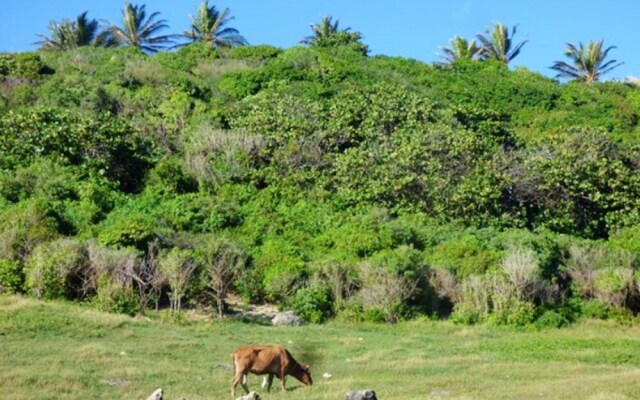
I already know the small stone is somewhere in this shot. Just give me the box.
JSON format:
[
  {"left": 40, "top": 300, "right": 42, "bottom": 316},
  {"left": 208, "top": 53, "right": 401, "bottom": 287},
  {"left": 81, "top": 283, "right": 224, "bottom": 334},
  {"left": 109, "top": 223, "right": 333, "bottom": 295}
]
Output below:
[
  {"left": 146, "top": 388, "right": 163, "bottom": 400},
  {"left": 323, "top": 372, "right": 333, "bottom": 379},
  {"left": 344, "top": 390, "right": 377, "bottom": 400}
]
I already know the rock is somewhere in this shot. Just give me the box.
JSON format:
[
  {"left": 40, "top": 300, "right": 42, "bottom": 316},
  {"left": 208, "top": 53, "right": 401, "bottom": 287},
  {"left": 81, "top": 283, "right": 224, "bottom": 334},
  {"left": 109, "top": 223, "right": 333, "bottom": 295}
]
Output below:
[
  {"left": 271, "top": 311, "right": 302, "bottom": 326},
  {"left": 216, "top": 363, "right": 234, "bottom": 370},
  {"left": 344, "top": 389, "right": 378, "bottom": 400},
  {"left": 146, "top": 388, "right": 163, "bottom": 400},
  {"left": 103, "top": 377, "right": 127, "bottom": 387},
  {"left": 323, "top": 372, "right": 333, "bottom": 379},
  {"left": 235, "top": 391, "right": 261, "bottom": 400}
]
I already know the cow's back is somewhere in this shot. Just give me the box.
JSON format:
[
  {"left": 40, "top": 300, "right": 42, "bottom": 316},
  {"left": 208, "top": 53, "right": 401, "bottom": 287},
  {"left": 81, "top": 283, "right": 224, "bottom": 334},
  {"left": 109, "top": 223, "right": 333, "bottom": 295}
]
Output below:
[{"left": 233, "top": 345, "right": 289, "bottom": 375}]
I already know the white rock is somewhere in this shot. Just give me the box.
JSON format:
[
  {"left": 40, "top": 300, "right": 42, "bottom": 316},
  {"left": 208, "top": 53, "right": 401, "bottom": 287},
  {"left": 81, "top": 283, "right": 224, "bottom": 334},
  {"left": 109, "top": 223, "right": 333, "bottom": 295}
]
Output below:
[
  {"left": 344, "top": 390, "right": 377, "bottom": 400},
  {"left": 146, "top": 388, "right": 163, "bottom": 400},
  {"left": 271, "top": 311, "right": 302, "bottom": 326}
]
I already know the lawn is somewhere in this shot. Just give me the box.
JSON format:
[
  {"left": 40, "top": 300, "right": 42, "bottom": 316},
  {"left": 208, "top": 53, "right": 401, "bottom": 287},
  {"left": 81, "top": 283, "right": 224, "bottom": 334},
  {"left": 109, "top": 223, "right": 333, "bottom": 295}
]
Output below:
[{"left": 1, "top": 295, "right": 640, "bottom": 399}]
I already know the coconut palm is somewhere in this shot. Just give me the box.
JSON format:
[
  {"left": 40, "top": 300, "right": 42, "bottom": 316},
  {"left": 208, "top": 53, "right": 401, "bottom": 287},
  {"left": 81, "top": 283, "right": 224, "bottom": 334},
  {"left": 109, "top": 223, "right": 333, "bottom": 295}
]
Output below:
[
  {"left": 108, "top": 2, "right": 175, "bottom": 53},
  {"left": 437, "top": 36, "right": 483, "bottom": 64},
  {"left": 300, "top": 16, "right": 368, "bottom": 55},
  {"left": 183, "top": 1, "right": 247, "bottom": 48},
  {"left": 301, "top": 16, "right": 341, "bottom": 45},
  {"left": 36, "top": 11, "right": 115, "bottom": 50},
  {"left": 476, "top": 22, "right": 527, "bottom": 64},
  {"left": 550, "top": 40, "right": 623, "bottom": 83}
]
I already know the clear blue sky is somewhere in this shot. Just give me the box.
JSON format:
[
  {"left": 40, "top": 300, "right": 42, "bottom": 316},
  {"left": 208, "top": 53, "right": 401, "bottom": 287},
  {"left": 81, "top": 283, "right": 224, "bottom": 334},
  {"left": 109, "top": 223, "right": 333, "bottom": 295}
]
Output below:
[{"left": 1, "top": 1, "right": 638, "bottom": 81}]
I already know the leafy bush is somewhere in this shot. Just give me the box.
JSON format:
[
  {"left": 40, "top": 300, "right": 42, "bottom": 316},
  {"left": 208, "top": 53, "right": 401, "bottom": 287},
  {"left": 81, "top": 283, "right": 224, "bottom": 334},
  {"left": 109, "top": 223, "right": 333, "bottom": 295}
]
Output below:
[
  {"left": 534, "top": 309, "right": 568, "bottom": 329},
  {"left": 0, "top": 259, "right": 24, "bottom": 294},
  {"left": 93, "top": 273, "right": 140, "bottom": 316},
  {"left": 24, "top": 238, "right": 87, "bottom": 300},
  {"left": 0, "top": 52, "right": 47, "bottom": 79},
  {"left": 286, "top": 287, "right": 332, "bottom": 323},
  {"left": 227, "top": 45, "right": 281, "bottom": 61},
  {"left": 0, "top": 199, "right": 60, "bottom": 262}
]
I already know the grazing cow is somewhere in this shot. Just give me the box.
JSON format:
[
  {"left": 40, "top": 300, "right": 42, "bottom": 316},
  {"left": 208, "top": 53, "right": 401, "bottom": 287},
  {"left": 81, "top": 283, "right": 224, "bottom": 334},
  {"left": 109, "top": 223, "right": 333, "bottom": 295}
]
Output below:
[{"left": 231, "top": 345, "right": 312, "bottom": 396}]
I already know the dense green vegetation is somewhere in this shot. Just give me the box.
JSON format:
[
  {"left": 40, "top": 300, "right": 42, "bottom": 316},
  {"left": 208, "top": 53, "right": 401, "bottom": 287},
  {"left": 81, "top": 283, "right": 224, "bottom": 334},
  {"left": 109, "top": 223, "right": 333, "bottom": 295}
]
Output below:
[
  {"left": 1, "top": 28, "right": 639, "bottom": 327},
  {"left": 2, "top": 296, "right": 640, "bottom": 399}
]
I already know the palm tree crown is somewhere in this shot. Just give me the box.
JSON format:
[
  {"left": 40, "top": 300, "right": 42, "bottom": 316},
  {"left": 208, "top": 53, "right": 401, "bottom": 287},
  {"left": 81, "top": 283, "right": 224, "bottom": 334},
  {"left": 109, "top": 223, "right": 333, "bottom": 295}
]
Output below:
[
  {"left": 437, "top": 36, "right": 483, "bottom": 64},
  {"left": 183, "top": 1, "right": 247, "bottom": 48},
  {"left": 476, "top": 22, "right": 527, "bottom": 64},
  {"left": 36, "top": 11, "right": 115, "bottom": 51},
  {"left": 108, "top": 2, "right": 175, "bottom": 53},
  {"left": 301, "top": 16, "right": 342, "bottom": 45},
  {"left": 300, "top": 16, "right": 368, "bottom": 55},
  {"left": 550, "top": 40, "right": 623, "bottom": 83}
]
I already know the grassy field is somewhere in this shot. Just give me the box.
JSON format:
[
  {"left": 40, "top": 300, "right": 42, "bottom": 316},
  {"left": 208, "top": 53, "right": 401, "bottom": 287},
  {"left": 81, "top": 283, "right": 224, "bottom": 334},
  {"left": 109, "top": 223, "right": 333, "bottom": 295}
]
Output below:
[{"left": 2, "top": 296, "right": 640, "bottom": 400}]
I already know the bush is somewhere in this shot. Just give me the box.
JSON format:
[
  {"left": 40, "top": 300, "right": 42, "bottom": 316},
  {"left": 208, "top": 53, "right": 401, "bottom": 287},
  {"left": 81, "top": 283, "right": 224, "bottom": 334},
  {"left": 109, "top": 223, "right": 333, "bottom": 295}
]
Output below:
[
  {"left": 227, "top": 45, "right": 281, "bottom": 61},
  {"left": 534, "top": 309, "right": 568, "bottom": 329},
  {"left": 286, "top": 286, "right": 332, "bottom": 323},
  {"left": 93, "top": 274, "right": 140, "bottom": 316},
  {"left": 580, "top": 299, "right": 612, "bottom": 319},
  {"left": 489, "top": 300, "right": 536, "bottom": 327},
  {"left": 451, "top": 309, "right": 480, "bottom": 325},
  {"left": 0, "top": 259, "right": 24, "bottom": 294},
  {"left": 24, "top": 238, "right": 88, "bottom": 300}
]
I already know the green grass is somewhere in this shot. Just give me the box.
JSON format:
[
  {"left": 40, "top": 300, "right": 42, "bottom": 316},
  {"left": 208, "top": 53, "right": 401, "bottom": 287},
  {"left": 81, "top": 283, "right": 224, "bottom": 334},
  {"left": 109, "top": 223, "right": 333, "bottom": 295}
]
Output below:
[{"left": 2, "top": 296, "right": 640, "bottom": 399}]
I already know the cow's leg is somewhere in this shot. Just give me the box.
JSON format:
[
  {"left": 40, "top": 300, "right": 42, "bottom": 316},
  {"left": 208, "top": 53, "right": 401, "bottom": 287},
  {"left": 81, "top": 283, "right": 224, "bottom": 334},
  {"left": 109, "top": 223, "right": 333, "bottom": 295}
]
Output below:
[
  {"left": 279, "top": 369, "right": 287, "bottom": 392},
  {"left": 241, "top": 374, "right": 250, "bottom": 394},
  {"left": 231, "top": 372, "right": 242, "bottom": 397},
  {"left": 262, "top": 374, "right": 274, "bottom": 391}
]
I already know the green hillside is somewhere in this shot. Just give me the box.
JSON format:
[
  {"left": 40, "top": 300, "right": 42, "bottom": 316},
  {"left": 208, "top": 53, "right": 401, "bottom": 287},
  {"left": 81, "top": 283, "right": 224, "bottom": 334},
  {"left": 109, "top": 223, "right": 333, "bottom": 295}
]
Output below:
[{"left": 1, "top": 41, "right": 640, "bottom": 326}]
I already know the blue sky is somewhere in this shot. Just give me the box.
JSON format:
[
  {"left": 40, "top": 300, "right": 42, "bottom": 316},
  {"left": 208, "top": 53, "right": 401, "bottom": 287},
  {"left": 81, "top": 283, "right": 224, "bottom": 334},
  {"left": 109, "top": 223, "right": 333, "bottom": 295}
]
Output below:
[{"left": 1, "top": 1, "right": 638, "bottom": 80}]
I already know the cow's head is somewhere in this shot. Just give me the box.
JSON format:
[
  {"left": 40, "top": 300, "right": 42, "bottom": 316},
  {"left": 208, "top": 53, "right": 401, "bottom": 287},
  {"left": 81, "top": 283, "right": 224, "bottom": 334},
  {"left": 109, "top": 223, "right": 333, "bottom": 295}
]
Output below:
[{"left": 298, "top": 364, "right": 313, "bottom": 386}]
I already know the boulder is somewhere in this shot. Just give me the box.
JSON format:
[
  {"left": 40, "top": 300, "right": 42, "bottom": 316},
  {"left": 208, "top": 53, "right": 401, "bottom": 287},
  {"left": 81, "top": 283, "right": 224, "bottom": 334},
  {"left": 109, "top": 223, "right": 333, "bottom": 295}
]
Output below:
[
  {"left": 146, "top": 388, "right": 163, "bottom": 400},
  {"left": 271, "top": 311, "right": 302, "bottom": 326},
  {"left": 235, "top": 391, "right": 261, "bottom": 400},
  {"left": 344, "top": 389, "right": 378, "bottom": 400}
]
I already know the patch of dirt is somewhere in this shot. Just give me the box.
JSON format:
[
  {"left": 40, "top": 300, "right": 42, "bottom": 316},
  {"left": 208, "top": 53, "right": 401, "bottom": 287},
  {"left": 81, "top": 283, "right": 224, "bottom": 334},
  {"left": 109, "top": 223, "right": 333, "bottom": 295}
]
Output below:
[
  {"left": 181, "top": 294, "right": 278, "bottom": 323},
  {"left": 225, "top": 294, "right": 279, "bottom": 323}
]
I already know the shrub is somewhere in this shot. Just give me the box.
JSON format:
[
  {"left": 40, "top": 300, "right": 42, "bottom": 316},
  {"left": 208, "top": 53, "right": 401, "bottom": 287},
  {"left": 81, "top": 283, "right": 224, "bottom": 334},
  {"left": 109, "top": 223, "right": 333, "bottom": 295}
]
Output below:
[
  {"left": 254, "top": 236, "right": 308, "bottom": 302},
  {"left": 227, "top": 45, "right": 281, "bottom": 61},
  {"left": 197, "top": 237, "right": 247, "bottom": 318},
  {"left": 427, "top": 233, "right": 500, "bottom": 278},
  {"left": 453, "top": 274, "right": 491, "bottom": 322},
  {"left": 594, "top": 267, "right": 634, "bottom": 308},
  {"left": 85, "top": 242, "right": 142, "bottom": 315},
  {"left": 24, "top": 238, "right": 88, "bottom": 300},
  {"left": 580, "top": 299, "right": 612, "bottom": 319},
  {"left": 158, "top": 247, "right": 197, "bottom": 314},
  {"left": 93, "top": 273, "right": 140, "bottom": 316},
  {"left": 0, "top": 259, "right": 24, "bottom": 294},
  {"left": 286, "top": 286, "right": 332, "bottom": 323},
  {"left": 356, "top": 259, "right": 424, "bottom": 323},
  {"left": 501, "top": 245, "right": 542, "bottom": 301},
  {"left": 451, "top": 309, "right": 480, "bottom": 325},
  {"left": 534, "top": 309, "right": 568, "bottom": 329},
  {"left": 0, "top": 199, "right": 59, "bottom": 262}
]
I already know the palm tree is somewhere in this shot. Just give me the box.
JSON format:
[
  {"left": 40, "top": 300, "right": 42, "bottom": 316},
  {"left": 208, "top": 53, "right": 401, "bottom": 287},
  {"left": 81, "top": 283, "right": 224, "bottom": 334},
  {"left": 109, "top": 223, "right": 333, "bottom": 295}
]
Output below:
[
  {"left": 437, "top": 36, "right": 483, "bottom": 64},
  {"left": 108, "top": 2, "right": 175, "bottom": 53},
  {"left": 550, "top": 40, "right": 623, "bottom": 83},
  {"left": 300, "top": 16, "right": 368, "bottom": 55},
  {"left": 476, "top": 22, "right": 527, "bottom": 64},
  {"left": 183, "top": 1, "right": 247, "bottom": 48},
  {"left": 36, "top": 11, "right": 115, "bottom": 50},
  {"left": 301, "top": 16, "right": 341, "bottom": 45}
]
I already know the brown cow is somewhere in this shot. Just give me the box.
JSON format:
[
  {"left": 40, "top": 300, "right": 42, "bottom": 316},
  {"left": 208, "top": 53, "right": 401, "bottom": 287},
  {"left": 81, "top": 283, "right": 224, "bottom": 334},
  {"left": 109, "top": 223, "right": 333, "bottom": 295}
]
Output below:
[{"left": 231, "top": 345, "right": 312, "bottom": 396}]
